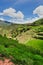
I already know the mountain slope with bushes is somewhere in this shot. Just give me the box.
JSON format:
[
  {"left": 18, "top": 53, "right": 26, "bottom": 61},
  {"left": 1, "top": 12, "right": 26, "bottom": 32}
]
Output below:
[{"left": 0, "top": 18, "right": 43, "bottom": 65}]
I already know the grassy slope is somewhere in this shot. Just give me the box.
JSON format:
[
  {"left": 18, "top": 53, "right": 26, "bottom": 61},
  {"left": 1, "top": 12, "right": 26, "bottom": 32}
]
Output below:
[
  {"left": 26, "top": 39, "right": 43, "bottom": 52},
  {"left": 0, "top": 35, "right": 43, "bottom": 65},
  {"left": 0, "top": 19, "right": 43, "bottom": 65}
]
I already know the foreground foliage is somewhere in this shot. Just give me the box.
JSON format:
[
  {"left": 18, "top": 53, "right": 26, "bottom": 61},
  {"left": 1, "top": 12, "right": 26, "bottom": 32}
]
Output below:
[{"left": 0, "top": 35, "right": 43, "bottom": 65}]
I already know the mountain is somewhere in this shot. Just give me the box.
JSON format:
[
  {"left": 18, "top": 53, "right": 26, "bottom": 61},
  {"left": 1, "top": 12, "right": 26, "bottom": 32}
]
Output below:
[
  {"left": 0, "top": 18, "right": 43, "bottom": 26},
  {"left": 0, "top": 20, "right": 11, "bottom": 26},
  {"left": 0, "top": 19, "right": 43, "bottom": 65},
  {"left": 32, "top": 18, "right": 43, "bottom": 25},
  {"left": 0, "top": 20, "right": 31, "bottom": 38},
  {"left": 0, "top": 18, "right": 43, "bottom": 41}
]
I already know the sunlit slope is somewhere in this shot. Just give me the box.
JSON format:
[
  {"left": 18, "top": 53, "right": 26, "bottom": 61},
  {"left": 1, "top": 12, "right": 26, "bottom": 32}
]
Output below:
[{"left": 0, "top": 35, "right": 43, "bottom": 65}]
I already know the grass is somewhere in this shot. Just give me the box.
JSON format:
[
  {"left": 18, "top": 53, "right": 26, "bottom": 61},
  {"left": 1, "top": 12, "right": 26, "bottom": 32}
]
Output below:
[
  {"left": 0, "top": 19, "right": 43, "bottom": 65},
  {"left": 0, "top": 35, "right": 43, "bottom": 65},
  {"left": 26, "top": 39, "right": 43, "bottom": 52}
]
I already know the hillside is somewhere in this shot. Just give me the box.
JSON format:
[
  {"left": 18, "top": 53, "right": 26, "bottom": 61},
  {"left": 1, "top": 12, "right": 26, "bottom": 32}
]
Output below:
[
  {"left": 0, "top": 18, "right": 43, "bottom": 43},
  {"left": 0, "top": 20, "right": 31, "bottom": 39},
  {"left": 32, "top": 18, "right": 43, "bottom": 25},
  {"left": 0, "top": 18, "right": 43, "bottom": 65},
  {"left": 0, "top": 35, "right": 43, "bottom": 65},
  {"left": 0, "top": 20, "right": 11, "bottom": 26}
]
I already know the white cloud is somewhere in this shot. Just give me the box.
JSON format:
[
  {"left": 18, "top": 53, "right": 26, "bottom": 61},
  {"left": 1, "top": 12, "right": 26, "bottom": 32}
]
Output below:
[
  {"left": 16, "top": 11, "right": 24, "bottom": 19},
  {"left": 3, "top": 8, "right": 16, "bottom": 13},
  {"left": 27, "top": 17, "right": 40, "bottom": 23},
  {"left": 33, "top": 5, "right": 43, "bottom": 18},
  {"left": 0, "top": 8, "right": 24, "bottom": 19},
  {"left": 8, "top": 17, "right": 39, "bottom": 24},
  {"left": 0, "top": 6, "right": 43, "bottom": 24},
  {"left": 0, "top": 17, "right": 40, "bottom": 24},
  {"left": 0, "top": 18, "right": 5, "bottom": 21}
]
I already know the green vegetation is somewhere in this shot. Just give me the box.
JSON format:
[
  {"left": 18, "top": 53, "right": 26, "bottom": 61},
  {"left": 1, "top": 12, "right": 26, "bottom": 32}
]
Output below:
[
  {"left": 0, "top": 18, "right": 43, "bottom": 65},
  {"left": 0, "top": 22, "right": 31, "bottom": 38},
  {"left": 26, "top": 39, "right": 43, "bottom": 52},
  {"left": 0, "top": 35, "right": 43, "bottom": 65},
  {"left": 32, "top": 18, "right": 43, "bottom": 26}
]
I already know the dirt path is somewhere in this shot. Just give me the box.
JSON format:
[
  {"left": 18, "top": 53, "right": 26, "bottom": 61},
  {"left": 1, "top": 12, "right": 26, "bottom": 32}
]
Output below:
[{"left": 0, "top": 58, "right": 14, "bottom": 65}]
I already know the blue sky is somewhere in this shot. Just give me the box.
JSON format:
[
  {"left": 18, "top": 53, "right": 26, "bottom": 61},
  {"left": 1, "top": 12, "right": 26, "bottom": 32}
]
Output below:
[{"left": 0, "top": 0, "right": 43, "bottom": 24}]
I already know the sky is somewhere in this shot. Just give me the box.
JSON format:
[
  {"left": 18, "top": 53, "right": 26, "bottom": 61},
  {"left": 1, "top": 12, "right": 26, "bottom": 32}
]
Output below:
[{"left": 0, "top": 0, "right": 43, "bottom": 24}]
